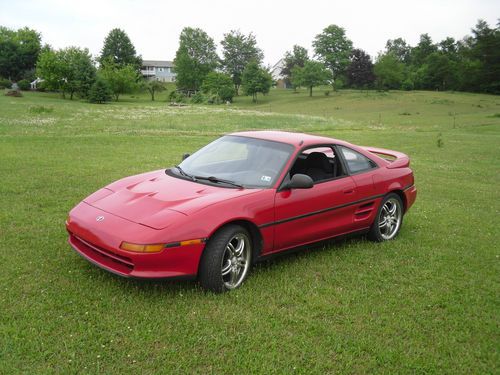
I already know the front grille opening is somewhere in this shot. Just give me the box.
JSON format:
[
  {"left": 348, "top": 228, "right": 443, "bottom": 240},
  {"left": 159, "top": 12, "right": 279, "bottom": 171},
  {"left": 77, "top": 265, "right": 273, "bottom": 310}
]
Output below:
[{"left": 70, "top": 233, "right": 134, "bottom": 273}]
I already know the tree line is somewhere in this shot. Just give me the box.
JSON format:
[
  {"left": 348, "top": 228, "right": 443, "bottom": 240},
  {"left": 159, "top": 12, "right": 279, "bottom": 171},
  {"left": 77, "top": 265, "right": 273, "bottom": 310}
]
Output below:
[
  {"left": 174, "top": 20, "right": 500, "bottom": 98},
  {"left": 0, "top": 27, "right": 152, "bottom": 102},
  {"left": 0, "top": 19, "right": 499, "bottom": 104},
  {"left": 0, "top": 25, "right": 273, "bottom": 103},
  {"left": 282, "top": 20, "right": 500, "bottom": 95}
]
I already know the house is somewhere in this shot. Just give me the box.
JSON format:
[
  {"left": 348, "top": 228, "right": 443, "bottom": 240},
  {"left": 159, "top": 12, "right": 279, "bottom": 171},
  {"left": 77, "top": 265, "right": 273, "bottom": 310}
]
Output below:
[
  {"left": 141, "top": 60, "right": 176, "bottom": 82},
  {"left": 270, "top": 58, "right": 289, "bottom": 88},
  {"left": 30, "top": 77, "right": 44, "bottom": 90}
]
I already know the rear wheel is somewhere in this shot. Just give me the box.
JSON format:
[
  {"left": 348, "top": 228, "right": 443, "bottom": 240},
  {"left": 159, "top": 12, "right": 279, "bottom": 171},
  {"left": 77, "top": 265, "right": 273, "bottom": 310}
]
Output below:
[
  {"left": 369, "top": 193, "right": 403, "bottom": 242},
  {"left": 198, "top": 225, "right": 252, "bottom": 293}
]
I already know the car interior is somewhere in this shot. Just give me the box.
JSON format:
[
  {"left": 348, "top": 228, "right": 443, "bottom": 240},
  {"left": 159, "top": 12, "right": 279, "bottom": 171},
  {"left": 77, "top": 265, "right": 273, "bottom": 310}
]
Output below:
[{"left": 290, "top": 147, "right": 345, "bottom": 183}]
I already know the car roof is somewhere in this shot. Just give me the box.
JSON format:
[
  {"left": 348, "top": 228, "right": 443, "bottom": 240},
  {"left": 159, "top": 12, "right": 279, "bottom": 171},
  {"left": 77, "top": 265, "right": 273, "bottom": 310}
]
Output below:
[{"left": 229, "top": 130, "right": 350, "bottom": 148}]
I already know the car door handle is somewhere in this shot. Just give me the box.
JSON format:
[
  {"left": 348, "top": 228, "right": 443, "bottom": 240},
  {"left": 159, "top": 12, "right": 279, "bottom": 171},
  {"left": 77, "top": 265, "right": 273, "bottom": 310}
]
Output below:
[{"left": 343, "top": 189, "right": 355, "bottom": 195}]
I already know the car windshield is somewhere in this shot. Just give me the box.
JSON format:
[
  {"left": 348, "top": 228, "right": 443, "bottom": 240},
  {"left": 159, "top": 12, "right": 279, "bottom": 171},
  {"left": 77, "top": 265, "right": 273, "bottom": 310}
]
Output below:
[{"left": 174, "top": 135, "right": 294, "bottom": 188}]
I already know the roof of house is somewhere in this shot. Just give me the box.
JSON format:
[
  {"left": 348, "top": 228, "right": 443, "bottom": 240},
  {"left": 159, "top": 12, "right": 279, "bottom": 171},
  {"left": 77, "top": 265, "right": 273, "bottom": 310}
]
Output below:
[
  {"left": 270, "top": 58, "right": 285, "bottom": 79},
  {"left": 142, "top": 60, "right": 174, "bottom": 67},
  {"left": 271, "top": 58, "right": 284, "bottom": 71}
]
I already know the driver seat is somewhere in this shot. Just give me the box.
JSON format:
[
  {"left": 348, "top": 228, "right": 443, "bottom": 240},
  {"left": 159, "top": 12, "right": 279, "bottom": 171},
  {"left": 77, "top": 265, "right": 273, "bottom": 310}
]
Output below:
[{"left": 305, "top": 152, "right": 332, "bottom": 182}]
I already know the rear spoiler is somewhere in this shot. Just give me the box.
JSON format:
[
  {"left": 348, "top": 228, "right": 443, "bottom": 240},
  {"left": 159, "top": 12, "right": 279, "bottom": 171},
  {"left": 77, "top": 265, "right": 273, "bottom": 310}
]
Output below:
[{"left": 362, "top": 146, "right": 410, "bottom": 169}]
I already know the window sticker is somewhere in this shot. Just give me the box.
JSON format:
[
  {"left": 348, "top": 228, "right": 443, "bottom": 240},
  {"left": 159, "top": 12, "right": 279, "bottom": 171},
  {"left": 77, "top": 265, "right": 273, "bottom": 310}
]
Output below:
[{"left": 261, "top": 175, "right": 272, "bottom": 182}]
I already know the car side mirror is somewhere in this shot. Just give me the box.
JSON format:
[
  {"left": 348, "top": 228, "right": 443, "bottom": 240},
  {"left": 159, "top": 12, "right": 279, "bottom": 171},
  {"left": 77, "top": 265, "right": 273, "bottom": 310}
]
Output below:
[
  {"left": 182, "top": 153, "right": 190, "bottom": 161},
  {"left": 283, "top": 174, "right": 314, "bottom": 189}
]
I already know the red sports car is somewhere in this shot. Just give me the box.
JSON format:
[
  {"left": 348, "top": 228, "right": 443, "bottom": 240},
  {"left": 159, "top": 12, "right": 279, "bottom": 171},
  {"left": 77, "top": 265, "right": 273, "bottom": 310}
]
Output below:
[{"left": 66, "top": 131, "right": 417, "bottom": 292}]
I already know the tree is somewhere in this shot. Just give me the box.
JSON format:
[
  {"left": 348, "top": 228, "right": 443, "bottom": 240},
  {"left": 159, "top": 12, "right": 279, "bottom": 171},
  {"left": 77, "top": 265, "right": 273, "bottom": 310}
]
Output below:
[
  {"left": 281, "top": 45, "right": 309, "bottom": 88},
  {"left": 36, "top": 47, "right": 96, "bottom": 99},
  {"left": 419, "top": 52, "right": 458, "bottom": 90},
  {"left": 35, "top": 49, "right": 61, "bottom": 91},
  {"left": 0, "top": 29, "right": 18, "bottom": 80},
  {"left": 0, "top": 26, "right": 41, "bottom": 81},
  {"left": 241, "top": 62, "right": 272, "bottom": 102},
  {"left": 221, "top": 30, "right": 263, "bottom": 94},
  {"left": 61, "top": 47, "right": 96, "bottom": 99},
  {"left": 99, "top": 59, "right": 139, "bottom": 101},
  {"left": 201, "top": 72, "right": 235, "bottom": 103},
  {"left": 174, "top": 27, "right": 219, "bottom": 92},
  {"left": 313, "top": 24, "right": 352, "bottom": 90},
  {"left": 88, "top": 78, "right": 112, "bottom": 104},
  {"left": 346, "top": 49, "right": 375, "bottom": 88},
  {"left": 410, "top": 34, "right": 437, "bottom": 67},
  {"left": 456, "top": 58, "right": 482, "bottom": 92},
  {"left": 142, "top": 80, "right": 165, "bottom": 101},
  {"left": 374, "top": 53, "right": 405, "bottom": 90},
  {"left": 99, "top": 28, "right": 142, "bottom": 71},
  {"left": 453, "top": 22, "right": 487, "bottom": 92},
  {"left": 385, "top": 38, "right": 411, "bottom": 63},
  {"left": 439, "top": 37, "right": 459, "bottom": 57},
  {"left": 467, "top": 20, "right": 500, "bottom": 93},
  {"left": 291, "top": 60, "right": 330, "bottom": 96}
]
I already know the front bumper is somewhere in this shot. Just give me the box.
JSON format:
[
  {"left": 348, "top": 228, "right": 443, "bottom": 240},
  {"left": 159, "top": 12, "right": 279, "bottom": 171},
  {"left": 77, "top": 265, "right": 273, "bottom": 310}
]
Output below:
[{"left": 66, "top": 202, "right": 205, "bottom": 279}]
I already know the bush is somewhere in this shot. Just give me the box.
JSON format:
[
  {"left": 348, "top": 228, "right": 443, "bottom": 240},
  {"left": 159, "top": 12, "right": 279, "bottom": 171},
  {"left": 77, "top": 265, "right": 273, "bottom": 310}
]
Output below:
[
  {"left": 36, "top": 81, "right": 47, "bottom": 92},
  {"left": 334, "top": 77, "right": 345, "bottom": 90},
  {"left": 28, "top": 105, "right": 54, "bottom": 114},
  {"left": 437, "top": 133, "right": 444, "bottom": 148},
  {"left": 201, "top": 72, "right": 235, "bottom": 104},
  {"left": 0, "top": 78, "right": 12, "bottom": 89},
  {"left": 88, "top": 79, "right": 112, "bottom": 104},
  {"left": 17, "top": 79, "right": 31, "bottom": 91},
  {"left": 168, "top": 90, "right": 187, "bottom": 103},
  {"left": 402, "top": 79, "right": 414, "bottom": 91},
  {"left": 190, "top": 92, "right": 205, "bottom": 104}
]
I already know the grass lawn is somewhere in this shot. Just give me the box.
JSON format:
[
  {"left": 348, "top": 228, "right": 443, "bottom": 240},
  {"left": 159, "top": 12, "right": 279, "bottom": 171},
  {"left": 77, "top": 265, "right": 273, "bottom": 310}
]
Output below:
[{"left": 0, "top": 88, "right": 498, "bottom": 373}]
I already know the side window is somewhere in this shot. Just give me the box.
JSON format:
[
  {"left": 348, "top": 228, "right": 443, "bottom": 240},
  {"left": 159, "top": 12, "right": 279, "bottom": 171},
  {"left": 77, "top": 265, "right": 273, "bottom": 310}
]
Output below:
[
  {"left": 339, "top": 146, "right": 377, "bottom": 174},
  {"left": 290, "top": 146, "right": 345, "bottom": 183}
]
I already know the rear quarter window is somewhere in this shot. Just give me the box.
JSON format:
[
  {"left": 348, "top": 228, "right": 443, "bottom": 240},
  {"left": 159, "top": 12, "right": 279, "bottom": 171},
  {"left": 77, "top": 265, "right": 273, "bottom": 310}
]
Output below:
[{"left": 339, "top": 146, "right": 377, "bottom": 174}]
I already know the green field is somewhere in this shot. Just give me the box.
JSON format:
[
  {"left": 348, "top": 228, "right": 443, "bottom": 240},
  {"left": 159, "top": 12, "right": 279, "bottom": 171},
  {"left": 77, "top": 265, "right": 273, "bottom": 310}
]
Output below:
[{"left": 0, "top": 89, "right": 499, "bottom": 373}]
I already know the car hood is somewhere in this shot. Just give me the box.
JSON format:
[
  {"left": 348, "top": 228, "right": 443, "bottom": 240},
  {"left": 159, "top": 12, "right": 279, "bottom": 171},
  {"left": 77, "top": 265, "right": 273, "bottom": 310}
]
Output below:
[{"left": 85, "top": 170, "right": 262, "bottom": 229}]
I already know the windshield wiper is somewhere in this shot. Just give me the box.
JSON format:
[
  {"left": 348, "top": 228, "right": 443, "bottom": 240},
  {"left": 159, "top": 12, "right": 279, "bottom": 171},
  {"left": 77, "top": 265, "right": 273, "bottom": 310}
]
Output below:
[
  {"left": 193, "top": 175, "right": 244, "bottom": 188},
  {"left": 171, "top": 167, "right": 243, "bottom": 188},
  {"left": 172, "top": 165, "right": 195, "bottom": 180}
]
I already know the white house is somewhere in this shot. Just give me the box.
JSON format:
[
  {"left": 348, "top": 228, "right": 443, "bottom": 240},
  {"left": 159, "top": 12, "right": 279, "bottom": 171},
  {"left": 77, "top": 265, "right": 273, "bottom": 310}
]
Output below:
[
  {"left": 270, "top": 58, "right": 288, "bottom": 88},
  {"left": 141, "top": 60, "right": 176, "bottom": 82},
  {"left": 30, "top": 77, "right": 44, "bottom": 90}
]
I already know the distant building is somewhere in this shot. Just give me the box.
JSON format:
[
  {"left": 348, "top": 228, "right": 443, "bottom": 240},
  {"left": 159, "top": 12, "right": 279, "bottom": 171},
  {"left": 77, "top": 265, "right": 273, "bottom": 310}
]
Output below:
[
  {"left": 30, "top": 77, "right": 44, "bottom": 90},
  {"left": 141, "top": 60, "right": 176, "bottom": 82},
  {"left": 270, "top": 58, "right": 289, "bottom": 89}
]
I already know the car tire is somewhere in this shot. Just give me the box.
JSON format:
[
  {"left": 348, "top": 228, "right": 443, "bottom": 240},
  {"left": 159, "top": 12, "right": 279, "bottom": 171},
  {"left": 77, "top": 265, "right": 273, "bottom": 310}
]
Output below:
[
  {"left": 198, "top": 225, "right": 252, "bottom": 293},
  {"left": 368, "top": 193, "right": 404, "bottom": 242}
]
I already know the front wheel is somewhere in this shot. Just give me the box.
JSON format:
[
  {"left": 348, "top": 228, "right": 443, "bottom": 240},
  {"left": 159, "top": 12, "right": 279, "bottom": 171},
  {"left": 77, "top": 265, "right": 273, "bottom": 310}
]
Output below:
[
  {"left": 198, "top": 225, "right": 252, "bottom": 293},
  {"left": 369, "top": 193, "right": 403, "bottom": 242}
]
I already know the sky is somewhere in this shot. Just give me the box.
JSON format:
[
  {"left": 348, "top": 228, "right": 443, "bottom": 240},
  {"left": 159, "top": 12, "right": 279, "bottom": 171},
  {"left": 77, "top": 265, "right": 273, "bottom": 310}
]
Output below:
[{"left": 1, "top": 0, "right": 499, "bottom": 66}]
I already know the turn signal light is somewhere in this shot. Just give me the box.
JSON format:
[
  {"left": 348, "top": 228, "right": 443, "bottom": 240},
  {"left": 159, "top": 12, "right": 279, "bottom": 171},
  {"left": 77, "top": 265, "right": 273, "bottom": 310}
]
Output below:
[
  {"left": 120, "top": 242, "right": 165, "bottom": 253},
  {"left": 179, "top": 239, "right": 204, "bottom": 246}
]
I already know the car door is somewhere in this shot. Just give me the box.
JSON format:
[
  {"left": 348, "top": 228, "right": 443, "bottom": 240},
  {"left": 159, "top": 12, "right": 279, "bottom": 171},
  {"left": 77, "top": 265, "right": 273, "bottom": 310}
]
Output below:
[
  {"left": 337, "top": 145, "right": 380, "bottom": 228},
  {"left": 272, "top": 146, "right": 358, "bottom": 252}
]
